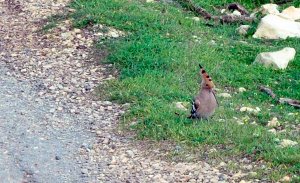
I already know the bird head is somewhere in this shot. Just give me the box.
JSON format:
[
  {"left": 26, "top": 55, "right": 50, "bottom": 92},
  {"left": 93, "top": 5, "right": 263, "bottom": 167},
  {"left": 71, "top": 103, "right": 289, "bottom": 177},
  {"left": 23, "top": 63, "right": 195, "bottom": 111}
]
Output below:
[{"left": 199, "top": 64, "right": 215, "bottom": 89}]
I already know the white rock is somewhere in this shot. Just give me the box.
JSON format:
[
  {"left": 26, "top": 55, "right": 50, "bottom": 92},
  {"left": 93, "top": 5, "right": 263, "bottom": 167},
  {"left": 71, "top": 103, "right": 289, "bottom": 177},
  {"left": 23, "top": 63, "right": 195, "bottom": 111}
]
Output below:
[
  {"left": 238, "top": 87, "right": 246, "bottom": 93},
  {"left": 219, "top": 162, "right": 227, "bottom": 167},
  {"left": 236, "top": 25, "right": 250, "bottom": 35},
  {"left": 175, "top": 102, "right": 187, "bottom": 111},
  {"left": 240, "top": 107, "right": 260, "bottom": 114},
  {"left": 239, "top": 180, "right": 250, "bottom": 183},
  {"left": 280, "top": 175, "right": 291, "bottom": 182},
  {"left": 232, "top": 10, "right": 242, "bottom": 17},
  {"left": 268, "top": 129, "right": 276, "bottom": 134},
  {"left": 221, "top": 9, "right": 226, "bottom": 14},
  {"left": 253, "top": 14, "right": 300, "bottom": 39},
  {"left": 254, "top": 47, "right": 296, "bottom": 69},
  {"left": 61, "top": 32, "right": 73, "bottom": 40},
  {"left": 261, "top": 4, "right": 279, "bottom": 15},
  {"left": 102, "top": 101, "right": 112, "bottom": 106},
  {"left": 191, "top": 17, "right": 200, "bottom": 21},
  {"left": 218, "top": 93, "right": 232, "bottom": 98},
  {"left": 146, "top": 0, "right": 154, "bottom": 2},
  {"left": 109, "top": 31, "right": 119, "bottom": 38},
  {"left": 281, "top": 6, "right": 300, "bottom": 21},
  {"left": 278, "top": 139, "right": 298, "bottom": 148},
  {"left": 74, "top": 28, "right": 81, "bottom": 34},
  {"left": 267, "top": 117, "right": 280, "bottom": 127}
]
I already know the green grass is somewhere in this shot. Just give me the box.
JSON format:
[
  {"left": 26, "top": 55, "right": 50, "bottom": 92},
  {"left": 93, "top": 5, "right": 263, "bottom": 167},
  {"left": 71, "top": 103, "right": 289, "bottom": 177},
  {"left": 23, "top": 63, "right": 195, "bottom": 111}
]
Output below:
[{"left": 70, "top": 0, "right": 300, "bottom": 181}]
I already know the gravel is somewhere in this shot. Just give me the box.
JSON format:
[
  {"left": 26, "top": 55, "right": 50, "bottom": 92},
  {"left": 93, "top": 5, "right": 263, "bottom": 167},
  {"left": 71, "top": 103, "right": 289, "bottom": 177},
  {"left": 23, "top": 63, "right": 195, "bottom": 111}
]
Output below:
[{"left": 0, "top": 0, "right": 242, "bottom": 182}]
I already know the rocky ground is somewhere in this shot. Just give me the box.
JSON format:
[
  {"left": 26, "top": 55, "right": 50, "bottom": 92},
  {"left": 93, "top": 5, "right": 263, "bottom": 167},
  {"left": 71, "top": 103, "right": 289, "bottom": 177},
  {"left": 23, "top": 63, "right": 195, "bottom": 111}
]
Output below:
[{"left": 0, "top": 0, "right": 260, "bottom": 182}]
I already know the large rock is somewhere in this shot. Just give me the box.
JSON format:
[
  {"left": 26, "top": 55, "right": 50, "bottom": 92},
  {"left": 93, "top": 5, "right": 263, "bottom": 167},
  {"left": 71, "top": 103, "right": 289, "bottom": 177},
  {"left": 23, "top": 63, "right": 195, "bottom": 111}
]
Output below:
[
  {"left": 261, "top": 4, "right": 279, "bottom": 15},
  {"left": 253, "top": 14, "right": 300, "bottom": 39},
  {"left": 281, "top": 6, "right": 300, "bottom": 21},
  {"left": 254, "top": 47, "right": 296, "bottom": 69}
]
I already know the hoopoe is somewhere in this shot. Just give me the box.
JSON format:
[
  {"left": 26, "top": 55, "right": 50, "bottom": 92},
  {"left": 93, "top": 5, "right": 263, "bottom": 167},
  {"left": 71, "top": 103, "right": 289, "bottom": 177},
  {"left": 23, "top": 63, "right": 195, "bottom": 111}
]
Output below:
[{"left": 189, "top": 64, "right": 218, "bottom": 119}]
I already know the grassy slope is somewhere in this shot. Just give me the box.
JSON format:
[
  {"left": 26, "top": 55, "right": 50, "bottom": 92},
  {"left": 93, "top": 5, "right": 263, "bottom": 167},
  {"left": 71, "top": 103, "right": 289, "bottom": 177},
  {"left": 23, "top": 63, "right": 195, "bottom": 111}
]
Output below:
[{"left": 70, "top": 0, "right": 300, "bottom": 180}]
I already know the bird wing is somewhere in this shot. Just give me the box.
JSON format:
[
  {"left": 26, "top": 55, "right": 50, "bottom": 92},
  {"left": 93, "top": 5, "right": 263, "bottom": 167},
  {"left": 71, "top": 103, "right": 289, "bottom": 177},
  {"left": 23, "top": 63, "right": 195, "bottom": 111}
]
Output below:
[{"left": 189, "top": 98, "right": 201, "bottom": 118}]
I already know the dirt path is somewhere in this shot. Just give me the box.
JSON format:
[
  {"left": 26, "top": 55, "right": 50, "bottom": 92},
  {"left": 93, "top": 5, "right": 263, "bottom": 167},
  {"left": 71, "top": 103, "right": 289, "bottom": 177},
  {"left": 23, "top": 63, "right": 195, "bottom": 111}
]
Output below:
[
  {"left": 0, "top": 0, "right": 238, "bottom": 182},
  {"left": 0, "top": 61, "right": 94, "bottom": 182}
]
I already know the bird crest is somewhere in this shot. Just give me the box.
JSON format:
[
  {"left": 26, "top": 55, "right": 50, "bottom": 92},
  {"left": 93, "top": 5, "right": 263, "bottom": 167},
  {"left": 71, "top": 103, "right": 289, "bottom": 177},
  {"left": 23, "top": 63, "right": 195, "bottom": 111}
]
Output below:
[{"left": 199, "top": 64, "right": 215, "bottom": 89}]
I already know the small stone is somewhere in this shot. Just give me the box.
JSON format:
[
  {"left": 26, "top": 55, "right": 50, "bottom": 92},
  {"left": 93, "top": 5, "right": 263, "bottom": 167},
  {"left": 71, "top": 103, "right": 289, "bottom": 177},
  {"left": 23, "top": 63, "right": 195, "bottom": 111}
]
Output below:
[
  {"left": 61, "top": 32, "right": 73, "bottom": 40},
  {"left": 236, "top": 25, "right": 250, "bottom": 35},
  {"left": 219, "top": 162, "right": 227, "bottom": 167},
  {"left": 74, "top": 28, "right": 82, "bottom": 34},
  {"left": 191, "top": 17, "right": 200, "bottom": 21},
  {"left": 102, "top": 101, "right": 112, "bottom": 106},
  {"left": 267, "top": 117, "right": 280, "bottom": 127},
  {"left": 278, "top": 139, "right": 298, "bottom": 148},
  {"left": 126, "top": 150, "right": 135, "bottom": 158},
  {"left": 210, "top": 178, "right": 219, "bottom": 183},
  {"left": 218, "top": 93, "right": 232, "bottom": 98},
  {"left": 209, "top": 40, "right": 216, "bottom": 45},
  {"left": 232, "top": 10, "right": 242, "bottom": 17},
  {"left": 175, "top": 102, "right": 187, "bottom": 111},
  {"left": 96, "top": 130, "right": 102, "bottom": 136},
  {"left": 268, "top": 129, "right": 277, "bottom": 134},
  {"left": 109, "top": 31, "right": 119, "bottom": 38},
  {"left": 243, "top": 164, "right": 253, "bottom": 170},
  {"left": 218, "top": 174, "right": 227, "bottom": 181},
  {"left": 81, "top": 168, "right": 88, "bottom": 174},
  {"left": 49, "top": 86, "right": 56, "bottom": 90},
  {"left": 238, "top": 87, "right": 246, "bottom": 92},
  {"left": 60, "top": 26, "right": 67, "bottom": 31},
  {"left": 55, "top": 155, "right": 61, "bottom": 160},
  {"left": 280, "top": 175, "right": 291, "bottom": 182},
  {"left": 110, "top": 156, "right": 117, "bottom": 165},
  {"left": 240, "top": 107, "right": 260, "bottom": 114},
  {"left": 103, "top": 138, "right": 110, "bottom": 144},
  {"left": 239, "top": 180, "right": 250, "bottom": 183}
]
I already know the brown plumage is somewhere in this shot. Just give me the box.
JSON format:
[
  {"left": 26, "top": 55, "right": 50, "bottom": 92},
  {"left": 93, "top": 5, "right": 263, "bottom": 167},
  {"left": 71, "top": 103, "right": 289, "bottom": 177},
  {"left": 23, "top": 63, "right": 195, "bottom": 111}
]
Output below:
[{"left": 189, "top": 64, "right": 218, "bottom": 119}]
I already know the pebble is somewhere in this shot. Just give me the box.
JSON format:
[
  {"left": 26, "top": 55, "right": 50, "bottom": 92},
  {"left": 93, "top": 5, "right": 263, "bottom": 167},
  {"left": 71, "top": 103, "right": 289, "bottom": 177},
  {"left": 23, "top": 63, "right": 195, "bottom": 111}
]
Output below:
[
  {"left": 238, "top": 87, "right": 247, "bottom": 92},
  {"left": 218, "top": 93, "right": 232, "bottom": 98},
  {"left": 102, "top": 138, "right": 110, "bottom": 144},
  {"left": 81, "top": 168, "right": 88, "bottom": 174},
  {"left": 267, "top": 117, "right": 280, "bottom": 127}
]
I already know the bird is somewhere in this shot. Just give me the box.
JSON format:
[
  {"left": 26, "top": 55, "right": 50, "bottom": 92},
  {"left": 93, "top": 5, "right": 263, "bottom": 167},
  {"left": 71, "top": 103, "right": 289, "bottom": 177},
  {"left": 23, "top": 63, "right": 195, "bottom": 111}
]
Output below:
[{"left": 189, "top": 64, "right": 218, "bottom": 119}]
